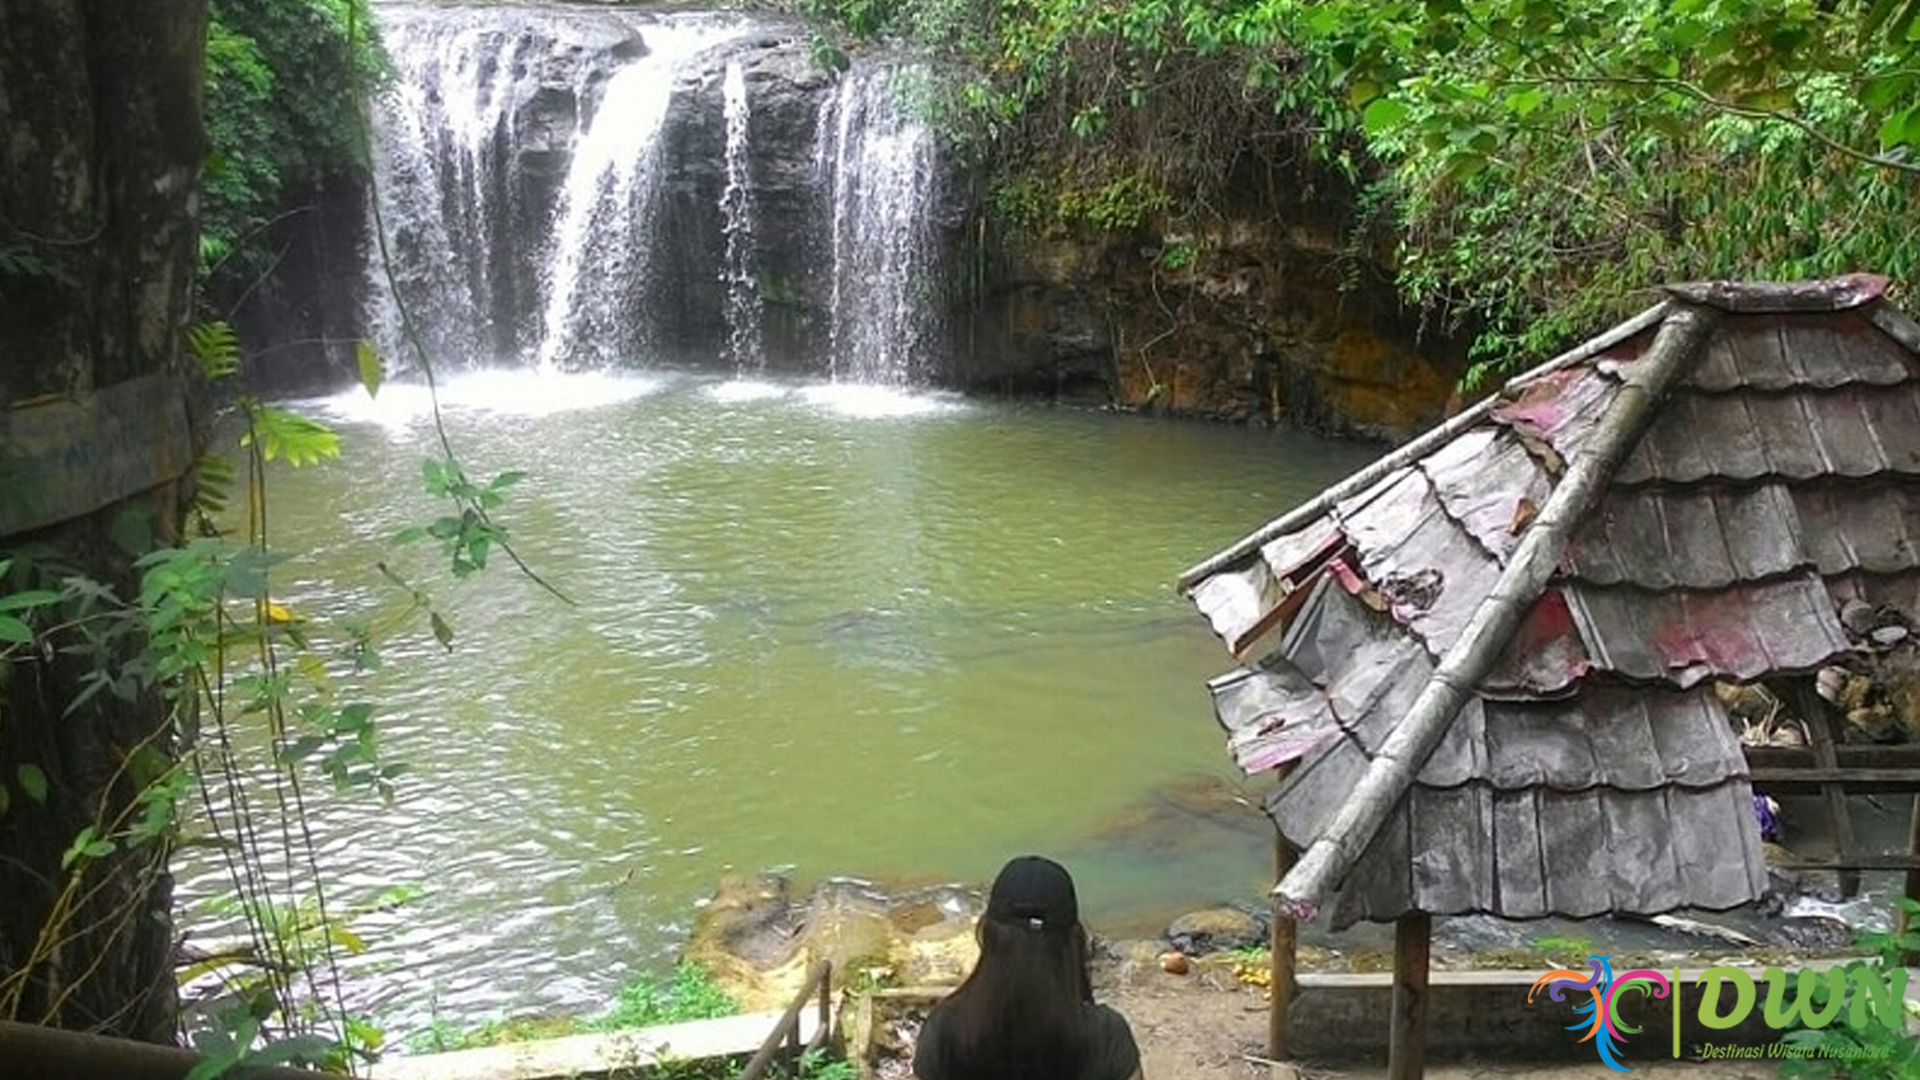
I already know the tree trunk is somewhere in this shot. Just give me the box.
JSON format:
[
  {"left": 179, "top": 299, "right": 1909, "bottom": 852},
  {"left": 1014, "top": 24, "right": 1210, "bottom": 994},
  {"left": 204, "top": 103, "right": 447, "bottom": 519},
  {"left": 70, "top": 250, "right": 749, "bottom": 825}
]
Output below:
[{"left": 0, "top": 0, "right": 207, "bottom": 1044}]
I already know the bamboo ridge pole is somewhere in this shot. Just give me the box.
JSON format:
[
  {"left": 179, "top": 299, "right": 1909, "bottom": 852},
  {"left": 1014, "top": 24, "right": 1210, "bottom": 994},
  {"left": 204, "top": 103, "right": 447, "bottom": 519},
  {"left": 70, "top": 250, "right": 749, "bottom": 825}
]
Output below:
[
  {"left": 1174, "top": 303, "right": 1670, "bottom": 592},
  {"left": 1272, "top": 305, "right": 1719, "bottom": 921}
]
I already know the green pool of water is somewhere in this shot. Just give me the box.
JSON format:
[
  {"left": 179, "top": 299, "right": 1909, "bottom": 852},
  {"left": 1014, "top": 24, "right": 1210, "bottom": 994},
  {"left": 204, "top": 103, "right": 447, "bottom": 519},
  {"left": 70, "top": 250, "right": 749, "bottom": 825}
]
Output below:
[{"left": 175, "top": 370, "right": 1379, "bottom": 1028}]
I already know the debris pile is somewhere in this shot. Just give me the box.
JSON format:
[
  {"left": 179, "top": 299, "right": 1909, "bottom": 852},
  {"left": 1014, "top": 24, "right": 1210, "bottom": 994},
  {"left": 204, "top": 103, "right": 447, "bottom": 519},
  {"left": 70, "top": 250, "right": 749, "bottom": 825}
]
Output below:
[{"left": 1717, "top": 599, "right": 1920, "bottom": 750}]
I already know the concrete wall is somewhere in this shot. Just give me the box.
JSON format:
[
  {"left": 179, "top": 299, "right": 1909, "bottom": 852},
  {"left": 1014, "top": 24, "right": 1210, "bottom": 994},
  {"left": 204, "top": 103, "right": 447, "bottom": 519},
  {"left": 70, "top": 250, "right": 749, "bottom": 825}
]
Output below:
[{"left": 1288, "top": 968, "right": 1918, "bottom": 1065}]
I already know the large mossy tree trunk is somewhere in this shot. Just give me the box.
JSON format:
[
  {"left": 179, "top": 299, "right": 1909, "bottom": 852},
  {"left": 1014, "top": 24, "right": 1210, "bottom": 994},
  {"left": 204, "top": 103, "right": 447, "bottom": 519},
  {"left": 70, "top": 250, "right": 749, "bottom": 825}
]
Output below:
[{"left": 0, "top": 0, "right": 207, "bottom": 1043}]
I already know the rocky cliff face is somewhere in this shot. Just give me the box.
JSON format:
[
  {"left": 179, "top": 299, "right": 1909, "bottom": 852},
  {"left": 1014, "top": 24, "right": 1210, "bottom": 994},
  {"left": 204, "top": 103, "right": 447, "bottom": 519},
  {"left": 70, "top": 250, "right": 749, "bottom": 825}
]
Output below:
[
  {"left": 958, "top": 208, "right": 1465, "bottom": 442},
  {"left": 650, "top": 34, "right": 839, "bottom": 371}
]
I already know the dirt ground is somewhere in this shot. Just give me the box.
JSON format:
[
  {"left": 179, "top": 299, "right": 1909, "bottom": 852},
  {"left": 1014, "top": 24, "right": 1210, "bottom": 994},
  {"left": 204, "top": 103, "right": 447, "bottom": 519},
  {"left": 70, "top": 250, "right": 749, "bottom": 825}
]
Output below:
[{"left": 1098, "top": 959, "right": 1786, "bottom": 1080}]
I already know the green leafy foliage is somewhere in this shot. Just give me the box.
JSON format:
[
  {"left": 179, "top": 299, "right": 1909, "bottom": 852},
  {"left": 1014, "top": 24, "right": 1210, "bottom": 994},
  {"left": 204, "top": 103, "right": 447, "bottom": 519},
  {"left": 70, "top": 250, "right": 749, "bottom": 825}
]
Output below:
[
  {"left": 242, "top": 406, "right": 342, "bottom": 467},
  {"left": 395, "top": 458, "right": 525, "bottom": 580},
  {"left": 797, "top": 1048, "right": 860, "bottom": 1080},
  {"left": 189, "top": 321, "right": 243, "bottom": 381},
  {"left": 589, "top": 961, "right": 740, "bottom": 1031},
  {"left": 793, "top": 0, "right": 1920, "bottom": 381},
  {"left": 202, "top": 0, "right": 386, "bottom": 277},
  {"left": 404, "top": 963, "right": 740, "bottom": 1054}
]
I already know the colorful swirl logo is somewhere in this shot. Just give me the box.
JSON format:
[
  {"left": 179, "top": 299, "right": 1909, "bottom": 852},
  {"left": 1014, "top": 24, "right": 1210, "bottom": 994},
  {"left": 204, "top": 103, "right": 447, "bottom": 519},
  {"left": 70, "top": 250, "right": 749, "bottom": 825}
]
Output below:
[{"left": 1528, "top": 956, "right": 1672, "bottom": 1073}]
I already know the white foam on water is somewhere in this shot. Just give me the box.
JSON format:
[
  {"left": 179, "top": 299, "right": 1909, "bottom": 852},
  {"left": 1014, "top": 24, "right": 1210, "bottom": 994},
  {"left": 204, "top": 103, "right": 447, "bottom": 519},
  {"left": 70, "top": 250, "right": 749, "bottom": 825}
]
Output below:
[
  {"left": 796, "top": 382, "right": 965, "bottom": 419},
  {"left": 706, "top": 379, "right": 788, "bottom": 404},
  {"left": 1783, "top": 892, "right": 1892, "bottom": 932},
  {"left": 307, "top": 368, "right": 672, "bottom": 431}
]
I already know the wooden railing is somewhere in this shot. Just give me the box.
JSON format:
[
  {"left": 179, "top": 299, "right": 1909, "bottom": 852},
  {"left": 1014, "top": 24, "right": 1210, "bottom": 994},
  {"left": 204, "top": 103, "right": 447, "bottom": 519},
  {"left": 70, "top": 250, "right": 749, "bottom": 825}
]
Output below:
[{"left": 735, "top": 961, "right": 833, "bottom": 1080}]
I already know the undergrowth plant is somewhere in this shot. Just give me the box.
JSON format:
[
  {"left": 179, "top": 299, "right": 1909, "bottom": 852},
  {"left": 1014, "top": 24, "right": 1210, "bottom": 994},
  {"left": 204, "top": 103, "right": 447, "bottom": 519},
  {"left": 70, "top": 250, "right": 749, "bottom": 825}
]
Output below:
[
  {"left": 405, "top": 961, "right": 741, "bottom": 1054},
  {"left": 791, "top": 0, "right": 1920, "bottom": 386},
  {"left": 1778, "top": 897, "right": 1920, "bottom": 1080}
]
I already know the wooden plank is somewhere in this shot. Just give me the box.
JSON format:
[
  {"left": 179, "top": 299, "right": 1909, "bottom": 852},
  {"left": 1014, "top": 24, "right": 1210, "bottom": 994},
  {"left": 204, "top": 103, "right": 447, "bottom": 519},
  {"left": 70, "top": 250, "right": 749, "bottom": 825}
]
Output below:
[
  {"left": 1389, "top": 910, "right": 1431, "bottom": 1080},
  {"left": 1772, "top": 854, "right": 1920, "bottom": 871},
  {"left": 0, "top": 374, "right": 193, "bottom": 537},
  {"left": 368, "top": 1009, "right": 825, "bottom": 1080},
  {"left": 0, "top": 1019, "right": 323, "bottom": 1080},
  {"left": 1270, "top": 834, "right": 1296, "bottom": 1062},
  {"left": 1749, "top": 767, "right": 1920, "bottom": 792},
  {"left": 1798, "top": 692, "right": 1861, "bottom": 897}
]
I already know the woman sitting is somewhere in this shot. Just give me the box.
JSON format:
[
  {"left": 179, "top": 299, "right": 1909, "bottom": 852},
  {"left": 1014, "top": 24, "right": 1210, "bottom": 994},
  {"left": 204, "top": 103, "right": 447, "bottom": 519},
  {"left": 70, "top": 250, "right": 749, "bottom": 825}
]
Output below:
[{"left": 913, "top": 855, "right": 1144, "bottom": 1080}]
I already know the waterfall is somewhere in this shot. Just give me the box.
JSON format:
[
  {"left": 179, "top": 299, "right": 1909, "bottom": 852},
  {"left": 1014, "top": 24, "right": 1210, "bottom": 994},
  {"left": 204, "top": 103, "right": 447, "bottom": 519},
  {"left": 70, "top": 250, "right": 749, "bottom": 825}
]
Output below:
[
  {"left": 817, "top": 66, "right": 942, "bottom": 387},
  {"left": 366, "top": 7, "right": 539, "bottom": 365},
  {"left": 719, "top": 61, "right": 762, "bottom": 375},
  {"left": 535, "top": 24, "right": 743, "bottom": 372},
  {"left": 365, "top": 4, "right": 950, "bottom": 386}
]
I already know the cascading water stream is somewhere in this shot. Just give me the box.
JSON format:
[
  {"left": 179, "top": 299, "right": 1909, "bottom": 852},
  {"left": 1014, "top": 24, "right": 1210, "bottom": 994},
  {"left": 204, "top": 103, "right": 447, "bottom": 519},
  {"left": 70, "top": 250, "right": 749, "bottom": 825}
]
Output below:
[
  {"left": 719, "top": 61, "right": 762, "bottom": 375},
  {"left": 366, "top": 9, "right": 539, "bottom": 364},
  {"left": 536, "top": 23, "right": 744, "bottom": 372},
  {"left": 817, "top": 66, "right": 941, "bottom": 387}
]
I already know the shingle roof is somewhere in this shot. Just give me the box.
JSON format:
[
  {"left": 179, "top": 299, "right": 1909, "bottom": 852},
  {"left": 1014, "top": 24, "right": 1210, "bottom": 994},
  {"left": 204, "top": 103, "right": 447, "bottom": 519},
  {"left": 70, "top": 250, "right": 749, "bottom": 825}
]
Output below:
[{"left": 1180, "top": 274, "right": 1920, "bottom": 928}]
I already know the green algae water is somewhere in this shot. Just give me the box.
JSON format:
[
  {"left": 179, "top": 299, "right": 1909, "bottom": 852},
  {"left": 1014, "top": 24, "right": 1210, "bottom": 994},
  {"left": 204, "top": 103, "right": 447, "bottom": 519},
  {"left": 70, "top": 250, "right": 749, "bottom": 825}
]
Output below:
[{"left": 175, "top": 371, "right": 1378, "bottom": 1029}]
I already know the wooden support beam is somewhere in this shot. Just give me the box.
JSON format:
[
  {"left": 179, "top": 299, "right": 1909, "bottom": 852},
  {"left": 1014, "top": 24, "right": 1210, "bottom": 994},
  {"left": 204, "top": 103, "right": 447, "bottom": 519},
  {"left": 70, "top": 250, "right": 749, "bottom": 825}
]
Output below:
[
  {"left": 1748, "top": 768, "right": 1920, "bottom": 792},
  {"left": 1747, "top": 745, "right": 1920, "bottom": 769},
  {"left": 1269, "top": 835, "right": 1297, "bottom": 1062},
  {"left": 1388, "top": 911, "right": 1431, "bottom": 1080},
  {"left": 1902, "top": 795, "right": 1920, "bottom": 968},
  {"left": 1797, "top": 692, "right": 1861, "bottom": 897}
]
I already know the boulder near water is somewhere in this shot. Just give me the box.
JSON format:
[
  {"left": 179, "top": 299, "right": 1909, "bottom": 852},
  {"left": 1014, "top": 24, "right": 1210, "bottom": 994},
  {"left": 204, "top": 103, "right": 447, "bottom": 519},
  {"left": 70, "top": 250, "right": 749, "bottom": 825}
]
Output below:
[{"left": 684, "top": 874, "right": 983, "bottom": 1010}]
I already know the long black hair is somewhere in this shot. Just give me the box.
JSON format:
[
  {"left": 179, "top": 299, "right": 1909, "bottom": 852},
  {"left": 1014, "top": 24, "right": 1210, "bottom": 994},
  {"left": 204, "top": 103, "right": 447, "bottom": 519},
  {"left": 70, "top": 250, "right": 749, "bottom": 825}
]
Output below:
[{"left": 919, "top": 861, "right": 1098, "bottom": 1080}]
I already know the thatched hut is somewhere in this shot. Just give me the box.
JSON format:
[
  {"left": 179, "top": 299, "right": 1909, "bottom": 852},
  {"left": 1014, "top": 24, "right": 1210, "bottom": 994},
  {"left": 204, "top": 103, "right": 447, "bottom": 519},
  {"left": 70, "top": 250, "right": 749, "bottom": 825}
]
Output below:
[{"left": 1178, "top": 276, "right": 1920, "bottom": 1076}]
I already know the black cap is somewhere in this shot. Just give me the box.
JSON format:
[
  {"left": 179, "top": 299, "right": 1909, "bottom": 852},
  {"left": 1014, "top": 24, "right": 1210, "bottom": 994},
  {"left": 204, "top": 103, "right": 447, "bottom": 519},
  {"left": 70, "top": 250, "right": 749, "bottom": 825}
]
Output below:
[{"left": 985, "top": 855, "right": 1079, "bottom": 932}]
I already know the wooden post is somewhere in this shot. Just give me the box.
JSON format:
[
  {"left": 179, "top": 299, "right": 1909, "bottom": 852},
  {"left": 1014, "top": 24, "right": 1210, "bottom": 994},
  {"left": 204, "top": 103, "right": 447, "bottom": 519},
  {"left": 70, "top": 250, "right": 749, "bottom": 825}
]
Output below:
[
  {"left": 1389, "top": 910, "right": 1431, "bottom": 1080},
  {"left": 1269, "top": 834, "right": 1297, "bottom": 1061},
  {"left": 1901, "top": 795, "right": 1920, "bottom": 967},
  {"left": 1799, "top": 690, "right": 1861, "bottom": 897}
]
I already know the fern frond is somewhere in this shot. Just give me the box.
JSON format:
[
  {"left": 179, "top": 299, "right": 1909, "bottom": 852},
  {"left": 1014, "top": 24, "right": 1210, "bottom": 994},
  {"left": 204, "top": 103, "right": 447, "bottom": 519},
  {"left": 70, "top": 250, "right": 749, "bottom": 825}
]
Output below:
[{"left": 188, "top": 321, "right": 243, "bottom": 381}]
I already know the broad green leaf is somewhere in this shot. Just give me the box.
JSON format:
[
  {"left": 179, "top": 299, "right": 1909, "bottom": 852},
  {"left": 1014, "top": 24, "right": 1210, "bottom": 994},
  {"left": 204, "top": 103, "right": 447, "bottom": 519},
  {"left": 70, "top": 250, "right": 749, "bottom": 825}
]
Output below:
[
  {"left": 280, "top": 735, "right": 326, "bottom": 764},
  {"left": 1361, "top": 95, "right": 1410, "bottom": 136},
  {"left": 1735, "top": 87, "right": 1795, "bottom": 113},
  {"left": 1861, "top": 72, "right": 1914, "bottom": 112},
  {"left": 1505, "top": 87, "right": 1547, "bottom": 118},
  {"left": 0, "top": 615, "right": 31, "bottom": 644},
  {"left": 62, "top": 826, "right": 97, "bottom": 869},
  {"left": 0, "top": 588, "right": 60, "bottom": 612},
  {"left": 1879, "top": 104, "right": 1920, "bottom": 149},
  {"left": 356, "top": 340, "right": 383, "bottom": 399},
  {"left": 244, "top": 407, "right": 341, "bottom": 467},
  {"left": 373, "top": 883, "right": 426, "bottom": 909},
  {"left": 17, "top": 764, "right": 48, "bottom": 804},
  {"left": 329, "top": 925, "right": 368, "bottom": 954}
]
